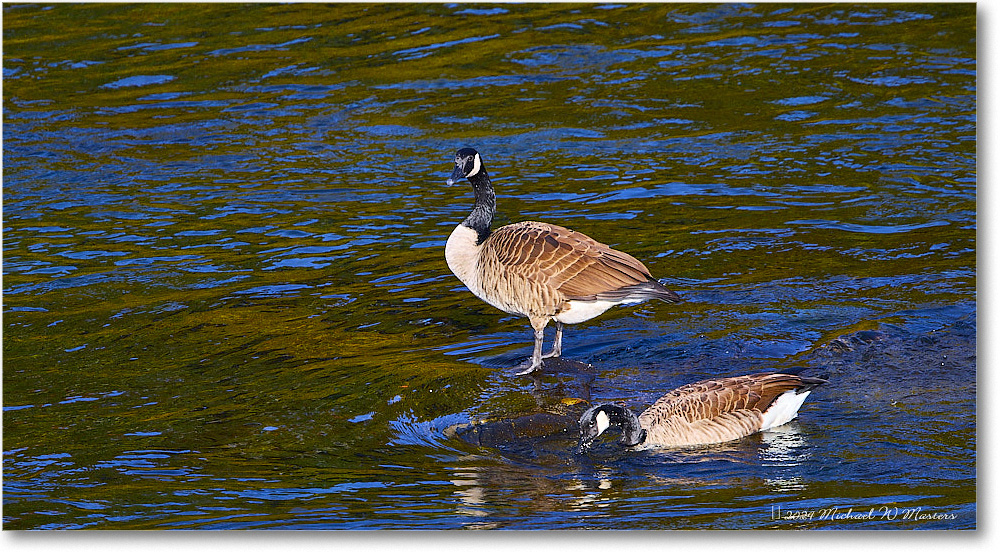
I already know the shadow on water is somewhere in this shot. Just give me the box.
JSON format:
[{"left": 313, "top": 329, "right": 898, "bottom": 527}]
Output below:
[{"left": 3, "top": 2, "right": 975, "bottom": 529}]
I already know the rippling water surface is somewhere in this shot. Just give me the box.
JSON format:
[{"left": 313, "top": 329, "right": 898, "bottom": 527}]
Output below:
[{"left": 3, "top": 3, "right": 975, "bottom": 530}]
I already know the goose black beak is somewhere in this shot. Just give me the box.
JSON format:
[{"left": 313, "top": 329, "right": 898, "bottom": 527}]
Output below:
[{"left": 446, "top": 164, "right": 465, "bottom": 186}]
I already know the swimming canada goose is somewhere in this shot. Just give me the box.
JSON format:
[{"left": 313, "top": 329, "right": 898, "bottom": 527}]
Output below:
[
  {"left": 578, "top": 370, "right": 826, "bottom": 450},
  {"left": 444, "top": 147, "right": 681, "bottom": 374}
]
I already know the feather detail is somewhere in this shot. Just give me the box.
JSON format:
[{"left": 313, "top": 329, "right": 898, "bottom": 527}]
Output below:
[
  {"left": 635, "top": 372, "right": 826, "bottom": 447},
  {"left": 475, "top": 221, "right": 679, "bottom": 317}
]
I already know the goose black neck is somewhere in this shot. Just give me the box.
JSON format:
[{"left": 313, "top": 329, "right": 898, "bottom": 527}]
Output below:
[
  {"left": 602, "top": 404, "right": 647, "bottom": 447},
  {"left": 463, "top": 170, "right": 495, "bottom": 244}
]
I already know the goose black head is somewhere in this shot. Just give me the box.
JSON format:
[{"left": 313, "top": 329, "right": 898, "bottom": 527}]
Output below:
[
  {"left": 577, "top": 404, "right": 647, "bottom": 453},
  {"left": 447, "top": 147, "right": 484, "bottom": 185}
]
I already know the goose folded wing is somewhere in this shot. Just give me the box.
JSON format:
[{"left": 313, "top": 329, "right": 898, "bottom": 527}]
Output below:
[
  {"left": 645, "top": 373, "right": 811, "bottom": 424},
  {"left": 489, "top": 222, "right": 656, "bottom": 301}
]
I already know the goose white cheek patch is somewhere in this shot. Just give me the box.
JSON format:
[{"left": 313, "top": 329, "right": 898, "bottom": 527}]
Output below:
[
  {"left": 595, "top": 410, "right": 610, "bottom": 435},
  {"left": 468, "top": 153, "right": 482, "bottom": 177}
]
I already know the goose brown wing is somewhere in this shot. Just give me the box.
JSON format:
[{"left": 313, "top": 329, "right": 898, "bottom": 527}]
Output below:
[
  {"left": 487, "top": 221, "right": 659, "bottom": 300},
  {"left": 641, "top": 372, "right": 813, "bottom": 425}
]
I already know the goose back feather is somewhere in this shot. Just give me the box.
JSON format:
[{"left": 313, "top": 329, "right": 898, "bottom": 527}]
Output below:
[{"left": 474, "top": 220, "right": 676, "bottom": 319}]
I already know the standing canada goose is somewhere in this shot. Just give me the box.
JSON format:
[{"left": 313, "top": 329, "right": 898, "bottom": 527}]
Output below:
[
  {"left": 444, "top": 147, "right": 681, "bottom": 374},
  {"left": 578, "top": 370, "right": 826, "bottom": 450}
]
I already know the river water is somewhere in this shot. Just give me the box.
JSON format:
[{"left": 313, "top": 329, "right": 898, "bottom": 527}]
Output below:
[{"left": 3, "top": 3, "right": 975, "bottom": 530}]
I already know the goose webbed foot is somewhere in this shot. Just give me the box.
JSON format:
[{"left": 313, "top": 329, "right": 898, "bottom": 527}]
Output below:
[{"left": 513, "top": 358, "right": 543, "bottom": 375}]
